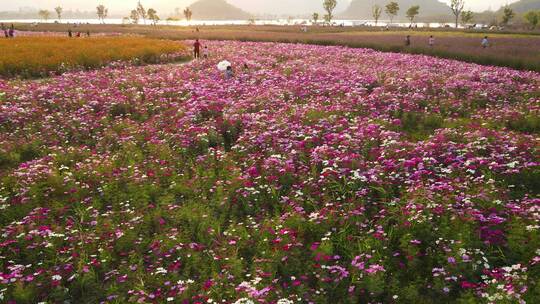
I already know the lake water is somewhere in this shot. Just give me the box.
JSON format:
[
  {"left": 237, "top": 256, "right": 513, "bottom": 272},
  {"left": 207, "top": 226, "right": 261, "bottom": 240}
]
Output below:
[{"left": 0, "top": 18, "right": 468, "bottom": 28}]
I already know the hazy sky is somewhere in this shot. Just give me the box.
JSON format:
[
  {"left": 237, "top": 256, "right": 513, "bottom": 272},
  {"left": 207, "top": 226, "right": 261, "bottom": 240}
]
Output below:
[{"left": 4, "top": 0, "right": 520, "bottom": 14}]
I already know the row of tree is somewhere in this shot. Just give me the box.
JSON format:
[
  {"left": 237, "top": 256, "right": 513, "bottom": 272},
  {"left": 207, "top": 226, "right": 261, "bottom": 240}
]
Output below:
[
  {"left": 315, "top": 0, "right": 540, "bottom": 29},
  {"left": 450, "top": 1, "right": 523, "bottom": 29},
  {"left": 450, "top": 3, "right": 540, "bottom": 29},
  {"left": 38, "top": 5, "right": 108, "bottom": 23},
  {"left": 126, "top": 2, "right": 159, "bottom": 25},
  {"left": 524, "top": 10, "right": 540, "bottom": 29},
  {"left": 129, "top": 4, "right": 196, "bottom": 25},
  {"left": 170, "top": 8, "right": 194, "bottom": 22},
  {"left": 313, "top": 0, "right": 471, "bottom": 27},
  {"left": 371, "top": 2, "right": 423, "bottom": 26},
  {"left": 38, "top": 2, "right": 197, "bottom": 26},
  {"left": 35, "top": 1, "right": 540, "bottom": 30}
]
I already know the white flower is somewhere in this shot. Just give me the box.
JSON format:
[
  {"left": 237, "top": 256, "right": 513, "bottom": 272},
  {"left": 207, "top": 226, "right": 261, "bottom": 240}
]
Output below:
[
  {"left": 309, "top": 212, "right": 319, "bottom": 221},
  {"left": 52, "top": 275, "right": 62, "bottom": 281},
  {"left": 277, "top": 299, "right": 294, "bottom": 304},
  {"left": 506, "top": 161, "right": 519, "bottom": 169},
  {"left": 155, "top": 267, "right": 167, "bottom": 275},
  {"left": 233, "top": 298, "right": 254, "bottom": 304},
  {"left": 525, "top": 225, "right": 540, "bottom": 231}
]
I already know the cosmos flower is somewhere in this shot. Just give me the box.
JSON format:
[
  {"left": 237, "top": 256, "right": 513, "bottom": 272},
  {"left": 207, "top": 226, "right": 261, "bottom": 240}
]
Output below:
[{"left": 0, "top": 39, "right": 538, "bottom": 304}]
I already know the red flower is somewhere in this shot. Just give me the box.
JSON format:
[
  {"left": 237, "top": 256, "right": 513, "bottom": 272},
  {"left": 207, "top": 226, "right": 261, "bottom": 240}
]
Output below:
[
  {"left": 203, "top": 279, "right": 213, "bottom": 289},
  {"left": 461, "top": 281, "right": 477, "bottom": 289}
]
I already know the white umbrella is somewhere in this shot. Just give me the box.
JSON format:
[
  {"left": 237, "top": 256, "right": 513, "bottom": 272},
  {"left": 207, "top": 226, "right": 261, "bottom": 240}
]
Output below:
[{"left": 217, "top": 60, "right": 231, "bottom": 71}]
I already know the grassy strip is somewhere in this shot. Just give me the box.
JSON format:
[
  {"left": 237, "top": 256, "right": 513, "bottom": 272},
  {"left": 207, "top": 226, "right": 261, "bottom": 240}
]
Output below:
[{"left": 197, "top": 35, "right": 540, "bottom": 72}]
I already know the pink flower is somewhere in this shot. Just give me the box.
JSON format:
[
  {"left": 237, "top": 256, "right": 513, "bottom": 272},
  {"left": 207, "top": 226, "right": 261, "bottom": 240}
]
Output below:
[
  {"left": 246, "top": 166, "right": 259, "bottom": 177},
  {"left": 461, "top": 281, "right": 477, "bottom": 289},
  {"left": 366, "top": 264, "right": 385, "bottom": 274},
  {"left": 203, "top": 279, "right": 213, "bottom": 289}
]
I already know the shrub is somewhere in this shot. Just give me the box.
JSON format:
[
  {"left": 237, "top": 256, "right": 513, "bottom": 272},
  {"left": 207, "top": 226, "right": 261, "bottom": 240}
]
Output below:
[
  {"left": 391, "top": 111, "right": 445, "bottom": 139},
  {"left": 506, "top": 114, "right": 540, "bottom": 133}
]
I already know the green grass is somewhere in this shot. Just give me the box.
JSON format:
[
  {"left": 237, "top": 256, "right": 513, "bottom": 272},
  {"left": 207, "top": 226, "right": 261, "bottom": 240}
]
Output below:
[{"left": 13, "top": 23, "right": 540, "bottom": 72}]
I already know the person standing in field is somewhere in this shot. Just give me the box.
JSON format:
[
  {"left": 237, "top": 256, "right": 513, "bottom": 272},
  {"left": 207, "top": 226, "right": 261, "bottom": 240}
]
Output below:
[
  {"left": 202, "top": 45, "right": 209, "bottom": 59},
  {"left": 405, "top": 35, "right": 411, "bottom": 47},
  {"left": 68, "top": 29, "right": 72, "bottom": 37},
  {"left": 429, "top": 35, "right": 435, "bottom": 47},
  {"left": 193, "top": 39, "right": 201, "bottom": 59},
  {"left": 7, "top": 24, "right": 14, "bottom": 38},
  {"left": 481, "top": 36, "right": 489, "bottom": 48},
  {"left": 86, "top": 30, "right": 90, "bottom": 37}
]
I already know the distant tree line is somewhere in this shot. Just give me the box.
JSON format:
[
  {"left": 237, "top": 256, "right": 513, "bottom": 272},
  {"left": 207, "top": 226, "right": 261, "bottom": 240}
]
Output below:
[
  {"left": 311, "top": 0, "right": 540, "bottom": 30},
  {"left": 32, "top": 0, "right": 540, "bottom": 30},
  {"left": 524, "top": 10, "right": 540, "bottom": 29},
  {"left": 127, "top": 2, "right": 159, "bottom": 25}
]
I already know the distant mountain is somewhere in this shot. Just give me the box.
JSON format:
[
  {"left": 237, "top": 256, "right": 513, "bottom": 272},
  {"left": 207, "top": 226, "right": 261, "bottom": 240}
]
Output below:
[
  {"left": 341, "top": 0, "right": 450, "bottom": 19},
  {"left": 189, "top": 0, "right": 251, "bottom": 20},
  {"left": 507, "top": 0, "right": 540, "bottom": 13}
]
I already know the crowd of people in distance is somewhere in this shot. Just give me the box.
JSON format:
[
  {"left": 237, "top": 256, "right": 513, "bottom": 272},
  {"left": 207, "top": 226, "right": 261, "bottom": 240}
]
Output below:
[
  {"left": 67, "top": 29, "right": 91, "bottom": 38},
  {"left": 1, "top": 23, "right": 15, "bottom": 38},
  {"left": 300, "top": 23, "right": 491, "bottom": 49},
  {"left": 404, "top": 34, "right": 490, "bottom": 48},
  {"left": 1, "top": 23, "right": 94, "bottom": 39},
  {"left": 192, "top": 32, "right": 493, "bottom": 80},
  {"left": 1, "top": 20, "right": 495, "bottom": 51}
]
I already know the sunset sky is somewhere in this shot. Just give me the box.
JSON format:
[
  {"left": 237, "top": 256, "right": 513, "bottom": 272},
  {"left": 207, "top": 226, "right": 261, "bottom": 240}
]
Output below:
[{"left": 4, "top": 0, "right": 520, "bottom": 14}]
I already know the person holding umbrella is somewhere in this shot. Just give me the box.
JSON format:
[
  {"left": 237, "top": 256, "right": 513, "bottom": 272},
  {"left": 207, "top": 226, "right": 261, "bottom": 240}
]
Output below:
[
  {"left": 225, "top": 66, "right": 234, "bottom": 79},
  {"left": 217, "top": 60, "right": 234, "bottom": 79}
]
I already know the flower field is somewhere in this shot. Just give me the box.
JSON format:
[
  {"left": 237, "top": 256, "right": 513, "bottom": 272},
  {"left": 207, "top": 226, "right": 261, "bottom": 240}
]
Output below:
[
  {"left": 0, "top": 40, "right": 539, "bottom": 303},
  {"left": 0, "top": 36, "right": 187, "bottom": 78}
]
